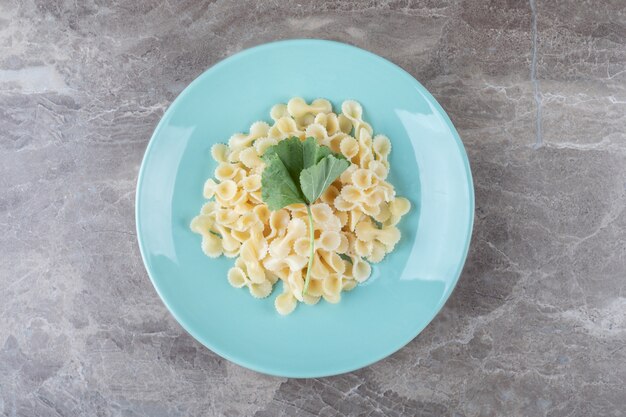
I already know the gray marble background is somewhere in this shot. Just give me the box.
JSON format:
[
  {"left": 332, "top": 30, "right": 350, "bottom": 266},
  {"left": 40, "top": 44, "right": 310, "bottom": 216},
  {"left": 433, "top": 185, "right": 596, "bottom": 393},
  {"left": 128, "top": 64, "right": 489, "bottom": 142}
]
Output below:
[{"left": 1, "top": 0, "right": 625, "bottom": 416}]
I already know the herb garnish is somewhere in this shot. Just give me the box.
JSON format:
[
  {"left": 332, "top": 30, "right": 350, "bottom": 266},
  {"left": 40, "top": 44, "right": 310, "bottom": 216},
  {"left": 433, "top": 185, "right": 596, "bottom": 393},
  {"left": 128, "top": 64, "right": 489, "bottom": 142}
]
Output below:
[{"left": 261, "top": 137, "right": 350, "bottom": 295}]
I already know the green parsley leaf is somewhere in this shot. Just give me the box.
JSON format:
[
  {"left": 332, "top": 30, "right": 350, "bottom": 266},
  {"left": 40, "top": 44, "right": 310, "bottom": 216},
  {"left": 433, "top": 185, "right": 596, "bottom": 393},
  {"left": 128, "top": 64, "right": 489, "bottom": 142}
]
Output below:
[
  {"left": 300, "top": 154, "right": 350, "bottom": 204},
  {"left": 261, "top": 136, "right": 348, "bottom": 208},
  {"left": 261, "top": 152, "right": 306, "bottom": 210},
  {"left": 302, "top": 137, "right": 332, "bottom": 168},
  {"left": 263, "top": 137, "right": 305, "bottom": 186}
]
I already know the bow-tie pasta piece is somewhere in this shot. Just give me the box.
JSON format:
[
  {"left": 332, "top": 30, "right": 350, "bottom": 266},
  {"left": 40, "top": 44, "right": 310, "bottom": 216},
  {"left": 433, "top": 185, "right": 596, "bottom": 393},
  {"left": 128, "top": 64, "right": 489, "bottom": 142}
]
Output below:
[
  {"left": 249, "top": 280, "right": 273, "bottom": 299},
  {"left": 211, "top": 179, "right": 237, "bottom": 202},
  {"left": 341, "top": 100, "right": 362, "bottom": 124},
  {"left": 334, "top": 210, "right": 348, "bottom": 228},
  {"left": 287, "top": 270, "right": 305, "bottom": 301},
  {"left": 327, "top": 132, "right": 347, "bottom": 154},
  {"left": 355, "top": 128, "right": 374, "bottom": 167},
  {"left": 269, "top": 218, "right": 307, "bottom": 259},
  {"left": 211, "top": 143, "right": 230, "bottom": 163},
  {"left": 228, "top": 257, "right": 273, "bottom": 299},
  {"left": 363, "top": 187, "right": 385, "bottom": 207},
  {"left": 317, "top": 231, "right": 342, "bottom": 252},
  {"left": 200, "top": 201, "right": 218, "bottom": 215},
  {"left": 310, "top": 203, "right": 342, "bottom": 231},
  {"left": 379, "top": 181, "right": 396, "bottom": 202},
  {"left": 345, "top": 209, "right": 364, "bottom": 232},
  {"left": 237, "top": 212, "right": 264, "bottom": 233},
  {"left": 268, "top": 117, "right": 302, "bottom": 140},
  {"left": 341, "top": 100, "right": 373, "bottom": 138},
  {"left": 203, "top": 178, "right": 218, "bottom": 199},
  {"left": 351, "top": 257, "right": 372, "bottom": 283},
  {"left": 266, "top": 209, "right": 290, "bottom": 239},
  {"left": 340, "top": 185, "right": 364, "bottom": 203},
  {"left": 290, "top": 254, "right": 311, "bottom": 272},
  {"left": 214, "top": 163, "right": 239, "bottom": 181},
  {"left": 290, "top": 98, "right": 333, "bottom": 129},
  {"left": 270, "top": 103, "right": 288, "bottom": 121},
  {"left": 352, "top": 168, "right": 375, "bottom": 190},
  {"left": 189, "top": 213, "right": 214, "bottom": 234},
  {"left": 287, "top": 97, "right": 332, "bottom": 119},
  {"left": 322, "top": 274, "right": 342, "bottom": 304},
  {"left": 333, "top": 195, "right": 356, "bottom": 212},
  {"left": 231, "top": 228, "right": 251, "bottom": 244},
  {"left": 319, "top": 250, "right": 346, "bottom": 275},
  {"left": 296, "top": 114, "right": 315, "bottom": 129},
  {"left": 228, "top": 121, "right": 270, "bottom": 151},
  {"left": 302, "top": 293, "right": 321, "bottom": 306},
  {"left": 338, "top": 113, "right": 353, "bottom": 134},
  {"left": 305, "top": 278, "right": 324, "bottom": 298},
  {"left": 227, "top": 265, "right": 247, "bottom": 288},
  {"left": 373, "top": 134, "right": 392, "bottom": 161},
  {"left": 386, "top": 197, "right": 412, "bottom": 227},
  {"left": 343, "top": 278, "right": 357, "bottom": 291},
  {"left": 266, "top": 272, "right": 279, "bottom": 285},
  {"left": 368, "top": 160, "right": 388, "bottom": 180},
  {"left": 309, "top": 252, "right": 331, "bottom": 280},
  {"left": 287, "top": 203, "right": 308, "bottom": 215},
  {"left": 262, "top": 255, "right": 290, "bottom": 277},
  {"left": 356, "top": 219, "right": 401, "bottom": 253},
  {"left": 336, "top": 232, "right": 350, "bottom": 254},
  {"left": 214, "top": 209, "right": 239, "bottom": 226},
  {"left": 240, "top": 174, "right": 262, "bottom": 193},
  {"left": 254, "top": 137, "right": 278, "bottom": 156},
  {"left": 293, "top": 236, "right": 311, "bottom": 258},
  {"left": 320, "top": 184, "right": 340, "bottom": 206},
  {"left": 354, "top": 238, "right": 374, "bottom": 258},
  {"left": 190, "top": 98, "right": 411, "bottom": 314},
  {"left": 234, "top": 200, "right": 255, "bottom": 215},
  {"left": 305, "top": 123, "right": 331, "bottom": 148},
  {"left": 216, "top": 212, "right": 240, "bottom": 231},
  {"left": 368, "top": 241, "right": 388, "bottom": 263},
  {"left": 240, "top": 237, "right": 268, "bottom": 283},
  {"left": 253, "top": 204, "right": 270, "bottom": 225},
  {"left": 275, "top": 291, "right": 297, "bottom": 315},
  {"left": 218, "top": 190, "right": 240, "bottom": 210},
  {"left": 339, "top": 163, "right": 358, "bottom": 184},
  {"left": 314, "top": 112, "right": 341, "bottom": 135},
  {"left": 340, "top": 136, "right": 359, "bottom": 160},
  {"left": 200, "top": 234, "right": 223, "bottom": 258},
  {"left": 214, "top": 225, "right": 241, "bottom": 255},
  {"left": 373, "top": 202, "right": 392, "bottom": 224},
  {"left": 239, "top": 147, "right": 263, "bottom": 169}
]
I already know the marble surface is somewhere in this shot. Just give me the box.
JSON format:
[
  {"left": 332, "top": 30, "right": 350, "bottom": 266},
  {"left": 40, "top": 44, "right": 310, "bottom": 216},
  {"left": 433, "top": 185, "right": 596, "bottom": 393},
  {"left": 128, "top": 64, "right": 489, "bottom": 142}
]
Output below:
[{"left": 1, "top": 0, "right": 625, "bottom": 416}]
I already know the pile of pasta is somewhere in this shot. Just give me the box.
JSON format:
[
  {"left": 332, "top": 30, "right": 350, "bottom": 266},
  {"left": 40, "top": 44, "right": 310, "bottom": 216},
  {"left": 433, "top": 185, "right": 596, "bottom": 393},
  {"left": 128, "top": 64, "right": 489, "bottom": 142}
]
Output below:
[{"left": 190, "top": 98, "right": 411, "bottom": 315}]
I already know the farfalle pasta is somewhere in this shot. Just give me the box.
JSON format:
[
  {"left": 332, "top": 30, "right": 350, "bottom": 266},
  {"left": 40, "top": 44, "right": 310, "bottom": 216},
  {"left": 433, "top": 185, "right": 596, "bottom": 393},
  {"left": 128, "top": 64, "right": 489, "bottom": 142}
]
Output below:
[{"left": 191, "top": 98, "right": 411, "bottom": 315}]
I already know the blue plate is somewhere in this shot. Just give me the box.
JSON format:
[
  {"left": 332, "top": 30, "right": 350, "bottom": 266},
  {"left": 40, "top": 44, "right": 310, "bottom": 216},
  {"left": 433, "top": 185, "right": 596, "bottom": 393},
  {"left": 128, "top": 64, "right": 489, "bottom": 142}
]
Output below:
[{"left": 136, "top": 39, "right": 474, "bottom": 378}]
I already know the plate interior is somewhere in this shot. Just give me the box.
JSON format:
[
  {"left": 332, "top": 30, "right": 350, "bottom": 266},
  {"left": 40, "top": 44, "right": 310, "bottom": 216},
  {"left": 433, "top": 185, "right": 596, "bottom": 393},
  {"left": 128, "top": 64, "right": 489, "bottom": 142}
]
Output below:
[{"left": 136, "top": 40, "right": 474, "bottom": 377}]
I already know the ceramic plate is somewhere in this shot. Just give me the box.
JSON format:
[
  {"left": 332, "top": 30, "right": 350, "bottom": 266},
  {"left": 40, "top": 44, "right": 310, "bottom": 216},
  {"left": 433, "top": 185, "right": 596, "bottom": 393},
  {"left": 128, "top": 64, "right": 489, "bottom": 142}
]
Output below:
[{"left": 136, "top": 39, "right": 474, "bottom": 377}]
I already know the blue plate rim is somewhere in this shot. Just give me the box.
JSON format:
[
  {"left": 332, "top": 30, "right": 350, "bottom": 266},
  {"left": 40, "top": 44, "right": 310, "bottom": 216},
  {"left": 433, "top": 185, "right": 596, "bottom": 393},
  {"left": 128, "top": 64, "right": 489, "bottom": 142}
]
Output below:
[{"left": 135, "top": 38, "right": 475, "bottom": 378}]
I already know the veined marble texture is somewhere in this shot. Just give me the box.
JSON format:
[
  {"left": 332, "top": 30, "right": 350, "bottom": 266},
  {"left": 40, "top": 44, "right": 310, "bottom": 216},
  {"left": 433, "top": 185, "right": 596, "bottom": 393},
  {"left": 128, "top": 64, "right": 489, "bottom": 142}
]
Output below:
[{"left": 0, "top": 1, "right": 624, "bottom": 416}]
